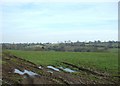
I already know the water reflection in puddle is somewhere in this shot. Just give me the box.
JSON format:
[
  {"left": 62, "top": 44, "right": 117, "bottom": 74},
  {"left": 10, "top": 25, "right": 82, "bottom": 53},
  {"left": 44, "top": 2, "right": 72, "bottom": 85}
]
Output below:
[
  {"left": 47, "top": 66, "right": 60, "bottom": 71},
  {"left": 38, "top": 66, "right": 43, "bottom": 69},
  {"left": 14, "top": 69, "right": 39, "bottom": 76},
  {"left": 47, "top": 70, "right": 53, "bottom": 73},
  {"left": 59, "top": 67, "right": 76, "bottom": 73},
  {"left": 47, "top": 66, "right": 76, "bottom": 73}
]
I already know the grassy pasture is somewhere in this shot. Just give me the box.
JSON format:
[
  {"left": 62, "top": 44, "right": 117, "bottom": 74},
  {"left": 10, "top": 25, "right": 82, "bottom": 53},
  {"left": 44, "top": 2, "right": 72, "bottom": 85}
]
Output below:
[{"left": 8, "top": 50, "right": 118, "bottom": 75}]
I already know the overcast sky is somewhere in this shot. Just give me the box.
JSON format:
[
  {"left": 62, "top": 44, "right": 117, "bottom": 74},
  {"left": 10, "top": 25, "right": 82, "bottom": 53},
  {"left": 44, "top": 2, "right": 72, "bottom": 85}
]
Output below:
[{"left": 1, "top": 0, "right": 118, "bottom": 43}]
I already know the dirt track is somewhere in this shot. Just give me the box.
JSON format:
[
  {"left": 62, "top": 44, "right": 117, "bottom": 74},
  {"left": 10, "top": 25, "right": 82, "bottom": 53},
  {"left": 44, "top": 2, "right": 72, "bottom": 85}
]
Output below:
[{"left": 2, "top": 53, "right": 119, "bottom": 85}]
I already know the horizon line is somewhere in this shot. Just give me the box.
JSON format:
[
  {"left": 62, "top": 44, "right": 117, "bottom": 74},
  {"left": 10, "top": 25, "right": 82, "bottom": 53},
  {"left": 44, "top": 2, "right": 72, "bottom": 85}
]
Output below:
[{"left": 1, "top": 40, "right": 119, "bottom": 44}]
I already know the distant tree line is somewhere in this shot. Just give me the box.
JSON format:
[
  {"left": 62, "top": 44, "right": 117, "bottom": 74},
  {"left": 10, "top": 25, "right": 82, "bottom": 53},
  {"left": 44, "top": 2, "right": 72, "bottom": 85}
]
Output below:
[{"left": 1, "top": 40, "right": 120, "bottom": 52}]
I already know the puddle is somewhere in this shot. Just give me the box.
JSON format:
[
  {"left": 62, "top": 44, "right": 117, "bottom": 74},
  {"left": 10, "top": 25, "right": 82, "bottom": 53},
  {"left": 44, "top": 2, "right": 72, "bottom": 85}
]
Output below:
[
  {"left": 14, "top": 69, "right": 39, "bottom": 76},
  {"left": 47, "top": 66, "right": 76, "bottom": 73},
  {"left": 38, "top": 66, "right": 42, "bottom": 69},
  {"left": 47, "top": 66, "right": 60, "bottom": 71},
  {"left": 59, "top": 67, "right": 76, "bottom": 73},
  {"left": 47, "top": 70, "right": 53, "bottom": 73}
]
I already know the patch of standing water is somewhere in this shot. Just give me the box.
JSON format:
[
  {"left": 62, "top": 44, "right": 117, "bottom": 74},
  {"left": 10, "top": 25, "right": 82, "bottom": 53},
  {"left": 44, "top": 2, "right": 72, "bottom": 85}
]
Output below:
[
  {"left": 59, "top": 67, "right": 76, "bottom": 73},
  {"left": 38, "top": 66, "right": 42, "bottom": 69},
  {"left": 47, "top": 70, "right": 53, "bottom": 73},
  {"left": 47, "top": 66, "right": 60, "bottom": 71},
  {"left": 14, "top": 69, "right": 39, "bottom": 76}
]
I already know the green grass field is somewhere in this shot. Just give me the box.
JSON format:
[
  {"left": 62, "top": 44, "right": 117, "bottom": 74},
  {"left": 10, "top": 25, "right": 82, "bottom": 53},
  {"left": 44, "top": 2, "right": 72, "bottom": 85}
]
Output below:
[{"left": 8, "top": 50, "right": 118, "bottom": 75}]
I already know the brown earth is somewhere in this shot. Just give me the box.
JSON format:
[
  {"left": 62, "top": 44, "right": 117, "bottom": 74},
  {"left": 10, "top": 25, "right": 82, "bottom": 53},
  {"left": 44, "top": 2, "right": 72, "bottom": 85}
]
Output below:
[{"left": 1, "top": 53, "right": 119, "bottom": 85}]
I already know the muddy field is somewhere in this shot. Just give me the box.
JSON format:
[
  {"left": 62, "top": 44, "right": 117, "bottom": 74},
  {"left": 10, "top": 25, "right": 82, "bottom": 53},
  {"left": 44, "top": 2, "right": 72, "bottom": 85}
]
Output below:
[{"left": 2, "top": 52, "right": 119, "bottom": 85}]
